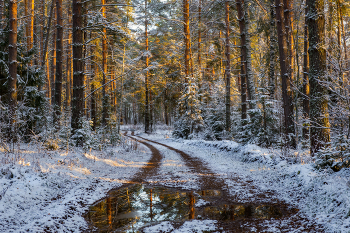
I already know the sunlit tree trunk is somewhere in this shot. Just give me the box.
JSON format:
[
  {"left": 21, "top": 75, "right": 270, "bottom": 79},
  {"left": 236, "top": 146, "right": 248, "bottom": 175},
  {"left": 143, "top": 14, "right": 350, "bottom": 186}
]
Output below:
[
  {"left": 101, "top": 0, "right": 108, "bottom": 127},
  {"left": 224, "top": 0, "right": 231, "bottom": 132},
  {"left": 243, "top": 0, "right": 256, "bottom": 108},
  {"left": 71, "top": 0, "right": 85, "bottom": 141},
  {"left": 303, "top": 4, "right": 310, "bottom": 140},
  {"left": 275, "top": 0, "right": 296, "bottom": 148},
  {"left": 25, "top": 0, "right": 34, "bottom": 52},
  {"left": 144, "top": 0, "right": 150, "bottom": 133},
  {"left": 51, "top": 11, "right": 56, "bottom": 106},
  {"left": 307, "top": 0, "right": 330, "bottom": 155},
  {"left": 42, "top": 0, "right": 55, "bottom": 101},
  {"left": 54, "top": 0, "right": 63, "bottom": 127},
  {"left": 183, "top": 0, "right": 190, "bottom": 80},
  {"left": 8, "top": 0, "right": 18, "bottom": 141},
  {"left": 197, "top": 0, "right": 201, "bottom": 74}
]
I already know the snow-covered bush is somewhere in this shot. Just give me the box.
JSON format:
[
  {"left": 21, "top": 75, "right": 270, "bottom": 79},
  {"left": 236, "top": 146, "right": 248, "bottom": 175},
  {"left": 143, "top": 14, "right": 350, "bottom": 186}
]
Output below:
[
  {"left": 173, "top": 77, "right": 204, "bottom": 139},
  {"left": 316, "top": 134, "right": 350, "bottom": 172}
]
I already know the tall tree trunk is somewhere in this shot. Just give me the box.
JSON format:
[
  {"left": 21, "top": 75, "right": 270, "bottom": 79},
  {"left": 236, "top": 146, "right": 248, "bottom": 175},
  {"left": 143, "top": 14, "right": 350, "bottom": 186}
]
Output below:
[
  {"left": 197, "top": 0, "right": 201, "bottom": 73},
  {"left": 71, "top": 0, "right": 85, "bottom": 141},
  {"left": 268, "top": 0, "right": 277, "bottom": 97},
  {"left": 236, "top": 0, "right": 247, "bottom": 121},
  {"left": 150, "top": 91, "right": 153, "bottom": 131},
  {"left": 0, "top": 0, "right": 3, "bottom": 25},
  {"left": 340, "top": 4, "right": 348, "bottom": 69},
  {"left": 25, "top": 0, "right": 34, "bottom": 52},
  {"left": 183, "top": 0, "right": 190, "bottom": 80},
  {"left": 54, "top": 0, "right": 63, "bottom": 127},
  {"left": 224, "top": 0, "right": 231, "bottom": 132},
  {"left": 42, "top": 0, "right": 55, "bottom": 66},
  {"left": 144, "top": 0, "right": 150, "bottom": 133},
  {"left": 117, "top": 44, "right": 126, "bottom": 133},
  {"left": 275, "top": 0, "right": 296, "bottom": 148},
  {"left": 91, "top": 46, "right": 96, "bottom": 130},
  {"left": 50, "top": 12, "right": 56, "bottom": 106},
  {"left": 164, "top": 88, "right": 169, "bottom": 125},
  {"left": 307, "top": 0, "right": 330, "bottom": 155},
  {"left": 243, "top": 0, "right": 256, "bottom": 108},
  {"left": 65, "top": 5, "right": 72, "bottom": 111},
  {"left": 8, "top": 0, "right": 18, "bottom": 141},
  {"left": 284, "top": 0, "right": 294, "bottom": 83},
  {"left": 39, "top": 0, "right": 44, "bottom": 70},
  {"left": 101, "top": 0, "right": 108, "bottom": 127},
  {"left": 302, "top": 4, "right": 310, "bottom": 140}
]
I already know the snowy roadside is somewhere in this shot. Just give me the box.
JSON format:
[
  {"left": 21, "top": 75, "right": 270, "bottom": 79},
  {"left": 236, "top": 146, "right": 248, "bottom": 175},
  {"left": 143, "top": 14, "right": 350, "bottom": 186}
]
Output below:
[
  {"left": 0, "top": 139, "right": 152, "bottom": 232},
  {"left": 137, "top": 130, "right": 350, "bottom": 232}
]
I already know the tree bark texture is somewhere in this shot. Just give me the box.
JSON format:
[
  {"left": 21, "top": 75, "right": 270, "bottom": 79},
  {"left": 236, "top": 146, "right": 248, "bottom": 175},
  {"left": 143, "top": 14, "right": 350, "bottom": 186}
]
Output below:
[
  {"left": 54, "top": 0, "right": 63, "bottom": 126},
  {"left": 243, "top": 0, "right": 256, "bottom": 107},
  {"left": 71, "top": 0, "right": 85, "bottom": 138},
  {"left": 25, "top": 0, "right": 34, "bottom": 51},
  {"left": 102, "top": 0, "right": 109, "bottom": 127},
  {"left": 144, "top": 0, "right": 150, "bottom": 133},
  {"left": 51, "top": 11, "right": 56, "bottom": 106},
  {"left": 275, "top": 0, "right": 296, "bottom": 148},
  {"left": 269, "top": 0, "right": 277, "bottom": 97},
  {"left": 8, "top": 0, "right": 18, "bottom": 140},
  {"left": 183, "top": 0, "right": 190, "bottom": 80},
  {"left": 303, "top": 4, "right": 310, "bottom": 140},
  {"left": 307, "top": 0, "right": 330, "bottom": 155},
  {"left": 225, "top": 0, "right": 231, "bottom": 132},
  {"left": 236, "top": 0, "right": 247, "bottom": 121}
]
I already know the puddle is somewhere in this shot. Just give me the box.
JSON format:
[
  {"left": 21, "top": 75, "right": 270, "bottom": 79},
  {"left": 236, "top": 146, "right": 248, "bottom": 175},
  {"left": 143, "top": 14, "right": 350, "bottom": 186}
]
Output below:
[{"left": 85, "top": 184, "right": 293, "bottom": 232}]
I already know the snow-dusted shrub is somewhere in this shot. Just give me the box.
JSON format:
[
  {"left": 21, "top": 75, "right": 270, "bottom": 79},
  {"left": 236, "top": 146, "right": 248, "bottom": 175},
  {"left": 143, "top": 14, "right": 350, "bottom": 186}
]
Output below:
[
  {"left": 173, "top": 77, "right": 204, "bottom": 139},
  {"left": 316, "top": 134, "right": 350, "bottom": 172},
  {"left": 43, "top": 139, "right": 59, "bottom": 150},
  {"left": 233, "top": 94, "right": 280, "bottom": 147}
]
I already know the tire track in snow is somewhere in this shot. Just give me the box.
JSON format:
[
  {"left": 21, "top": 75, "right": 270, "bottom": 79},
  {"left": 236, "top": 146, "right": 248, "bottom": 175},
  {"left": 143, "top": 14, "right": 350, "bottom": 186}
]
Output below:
[
  {"left": 134, "top": 135, "right": 325, "bottom": 232},
  {"left": 122, "top": 131, "right": 163, "bottom": 184},
  {"left": 134, "top": 135, "right": 228, "bottom": 193}
]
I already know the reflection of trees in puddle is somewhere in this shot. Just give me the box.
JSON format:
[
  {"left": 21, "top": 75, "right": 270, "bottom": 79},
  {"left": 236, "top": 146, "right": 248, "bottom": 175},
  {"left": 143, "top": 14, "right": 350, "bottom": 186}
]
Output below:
[{"left": 85, "top": 184, "right": 290, "bottom": 232}]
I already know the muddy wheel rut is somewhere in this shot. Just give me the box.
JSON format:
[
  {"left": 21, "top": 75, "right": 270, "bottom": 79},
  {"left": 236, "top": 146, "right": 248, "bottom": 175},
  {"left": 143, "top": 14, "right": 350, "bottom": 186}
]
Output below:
[{"left": 85, "top": 131, "right": 324, "bottom": 232}]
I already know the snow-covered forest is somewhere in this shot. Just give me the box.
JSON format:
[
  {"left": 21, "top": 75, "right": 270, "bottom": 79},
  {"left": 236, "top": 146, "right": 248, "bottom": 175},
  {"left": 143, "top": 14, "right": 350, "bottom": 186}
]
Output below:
[{"left": 0, "top": 0, "right": 350, "bottom": 232}]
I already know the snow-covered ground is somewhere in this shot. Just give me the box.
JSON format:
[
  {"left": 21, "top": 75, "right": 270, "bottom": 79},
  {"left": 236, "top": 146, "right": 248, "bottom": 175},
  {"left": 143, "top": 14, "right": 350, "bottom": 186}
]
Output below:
[
  {"left": 137, "top": 128, "right": 350, "bottom": 232},
  {"left": 1, "top": 126, "right": 350, "bottom": 232},
  {"left": 0, "top": 136, "right": 152, "bottom": 232}
]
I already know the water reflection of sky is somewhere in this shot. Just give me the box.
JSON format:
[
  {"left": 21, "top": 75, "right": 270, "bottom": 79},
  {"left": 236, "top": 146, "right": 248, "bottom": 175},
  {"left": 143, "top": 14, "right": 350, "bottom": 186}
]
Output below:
[{"left": 85, "top": 184, "right": 292, "bottom": 232}]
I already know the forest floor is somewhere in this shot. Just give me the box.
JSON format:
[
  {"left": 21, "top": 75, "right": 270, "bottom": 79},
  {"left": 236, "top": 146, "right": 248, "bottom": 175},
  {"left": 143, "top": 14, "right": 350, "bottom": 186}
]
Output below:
[{"left": 0, "top": 125, "right": 350, "bottom": 232}]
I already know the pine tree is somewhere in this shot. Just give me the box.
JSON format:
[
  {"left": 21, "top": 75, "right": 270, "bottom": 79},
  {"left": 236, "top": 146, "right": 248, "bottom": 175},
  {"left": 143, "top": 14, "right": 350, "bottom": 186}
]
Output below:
[
  {"left": 307, "top": 0, "right": 330, "bottom": 155},
  {"left": 71, "top": 0, "right": 85, "bottom": 145}
]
